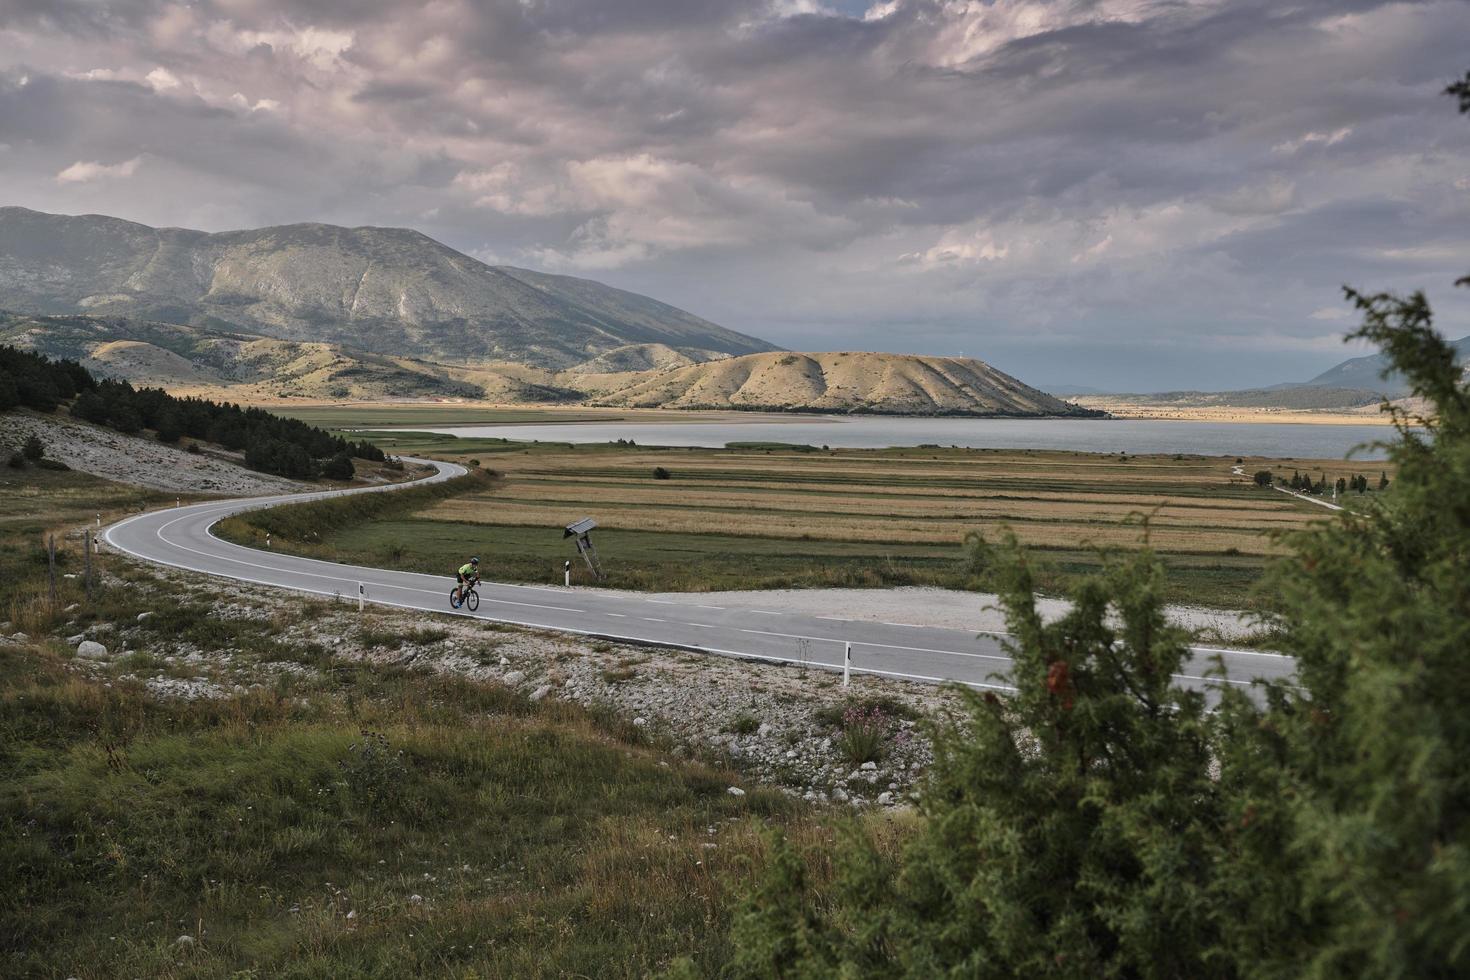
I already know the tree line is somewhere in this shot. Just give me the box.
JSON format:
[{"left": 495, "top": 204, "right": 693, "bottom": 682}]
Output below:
[
  {"left": 1255, "top": 468, "right": 1389, "bottom": 494},
  {"left": 0, "top": 345, "right": 383, "bottom": 480}
]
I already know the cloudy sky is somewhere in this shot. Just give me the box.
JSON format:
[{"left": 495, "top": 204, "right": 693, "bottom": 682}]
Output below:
[{"left": 2, "top": 0, "right": 1467, "bottom": 390}]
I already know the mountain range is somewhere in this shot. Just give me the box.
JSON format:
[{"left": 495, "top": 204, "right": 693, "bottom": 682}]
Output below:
[
  {"left": 0, "top": 208, "right": 1092, "bottom": 417},
  {"left": 1069, "top": 336, "right": 1470, "bottom": 414},
  {"left": 0, "top": 206, "right": 774, "bottom": 370}
]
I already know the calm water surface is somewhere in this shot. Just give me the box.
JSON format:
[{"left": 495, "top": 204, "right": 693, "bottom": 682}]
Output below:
[{"left": 405, "top": 415, "right": 1396, "bottom": 460}]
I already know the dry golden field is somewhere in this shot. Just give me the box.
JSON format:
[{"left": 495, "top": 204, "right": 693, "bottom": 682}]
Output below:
[
  {"left": 225, "top": 435, "right": 1393, "bottom": 605},
  {"left": 423, "top": 447, "right": 1358, "bottom": 556}
]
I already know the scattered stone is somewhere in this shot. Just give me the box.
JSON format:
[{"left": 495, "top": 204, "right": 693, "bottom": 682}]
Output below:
[
  {"left": 503, "top": 670, "right": 526, "bottom": 685},
  {"left": 727, "top": 786, "right": 746, "bottom": 797},
  {"left": 11, "top": 632, "right": 29, "bottom": 642},
  {"left": 137, "top": 612, "right": 153, "bottom": 622},
  {"left": 346, "top": 910, "right": 357, "bottom": 920},
  {"left": 409, "top": 894, "right": 424, "bottom": 904},
  {"left": 66, "top": 633, "right": 86, "bottom": 645},
  {"left": 175, "top": 935, "right": 195, "bottom": 946},
  {"left": 499, "top": 656, "right": 510, "bottom": 666},
  {"left": 529, "top": 685, "right": 552, "bottom": 702},
  {"left": 860, "top": 761, "right": 878, "bottom": 771},
  {"left": 878, "top": 792, "right": 894, "bottom": 806},
  {"left": 76, "top": 639, "right": 108, "bottom": 659},
  {"left": 63, "top": 603, "right": 79, "bottom": 613}
]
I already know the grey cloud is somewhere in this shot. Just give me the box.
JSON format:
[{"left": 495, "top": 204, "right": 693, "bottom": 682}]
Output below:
[{"left": 0, "top": 0, "right": 1466, "bottom": 388}]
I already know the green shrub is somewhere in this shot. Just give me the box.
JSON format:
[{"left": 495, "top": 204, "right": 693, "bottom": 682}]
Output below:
[
  {"left": 726, "top": 714, "right": 760, "bottom": 735},
  {"left": 833, "top": 705, "right": 890, "bottom": 766},
  {"left": 21, "top": 434, "right": 43, "bottom": 460}
]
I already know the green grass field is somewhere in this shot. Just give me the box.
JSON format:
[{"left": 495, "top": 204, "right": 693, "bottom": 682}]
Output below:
[{"left": 219, "top": 442, "right": 1387, "bottom": 608}]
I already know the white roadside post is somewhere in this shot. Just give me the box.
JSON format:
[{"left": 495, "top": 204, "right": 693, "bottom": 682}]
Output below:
[
  {"left": 358, "top": 582, "right": 365, "bottom": 612},
  {"left": 564, "top": 560, "right": 571, "bottom": 587},
  {"left": 843, "top": 641, "right": 851, "bottom": 688},
  {"left": 266, "top": 533, "right": 271, "bottom": 549}
]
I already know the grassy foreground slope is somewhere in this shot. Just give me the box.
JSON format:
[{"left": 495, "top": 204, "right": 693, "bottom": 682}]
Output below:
[
  {"left": 0, "top": 464, "right": 842, "bottom": 978},
  {"left": 223, "top": 438, "right": 1391, "bottom": 608}
]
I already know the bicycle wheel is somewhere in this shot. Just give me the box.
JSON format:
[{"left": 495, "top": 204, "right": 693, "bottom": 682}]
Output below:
[
  {"left": 449, "top": 588, "right": 462, "bottom": 609},
  {"left": 465, "top": 589, "right": 479, "bottom": 612}
]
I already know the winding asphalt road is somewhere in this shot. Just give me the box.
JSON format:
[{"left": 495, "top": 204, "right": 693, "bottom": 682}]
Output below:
[{"left": 103, "top": 459, "right": 1296, "bottom": 696}]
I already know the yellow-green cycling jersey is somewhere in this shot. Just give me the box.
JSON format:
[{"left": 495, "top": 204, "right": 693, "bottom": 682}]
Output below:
[{"left": 457, "top": 562, "right": 478, "bottom": 580}]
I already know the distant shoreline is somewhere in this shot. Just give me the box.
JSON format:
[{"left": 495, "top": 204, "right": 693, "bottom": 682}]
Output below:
[{"left": 1069, "top": 401, "right": 1396, "bottom": 427}]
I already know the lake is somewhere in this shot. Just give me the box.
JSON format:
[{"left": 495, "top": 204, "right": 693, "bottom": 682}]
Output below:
[{"left": 403, "top": 415, "right": 1398, "bottom": 460}]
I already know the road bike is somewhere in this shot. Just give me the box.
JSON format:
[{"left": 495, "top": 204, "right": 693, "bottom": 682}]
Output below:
[{"left": 450, "top": 582, "right": 479, "bottom": 612}]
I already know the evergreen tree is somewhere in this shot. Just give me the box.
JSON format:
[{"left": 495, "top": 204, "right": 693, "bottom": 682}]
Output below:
[
  {"left": 322, "top": 452, "right": 354, "bottom": 481},
  {"left": 0, "top": 371, "right": 16, "bottom": 412},
  {"left": 734, "top": 69, "right": 1470, "bottom": 979},
  {"left": 21, "top": 434, "right": 44, "bottom": 461},
  {"left": 155, "top": 407, "right": 183, "bottom": 443}
]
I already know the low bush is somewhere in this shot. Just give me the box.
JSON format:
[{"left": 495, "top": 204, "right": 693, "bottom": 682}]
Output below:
[{"left": 833, "top": 704, "right": 891, "bottom": 765}]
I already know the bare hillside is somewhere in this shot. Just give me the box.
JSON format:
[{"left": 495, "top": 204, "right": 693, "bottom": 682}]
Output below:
[{"left": 583, "top": 351, "right": 1089, "bottom": 416}]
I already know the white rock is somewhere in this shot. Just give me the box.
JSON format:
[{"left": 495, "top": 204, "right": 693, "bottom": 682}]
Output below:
[
  {"left": 727, "top": 786, "right": 746, "bottom": 797},
  {"left": 66, "top": 633, "right": 86, "bottom": 645},
  {"left": 785, "top": 750, "right": 798, "bottom": 759},
  {"left": 503, "top": 670, "right": 526, "bottom": 685},
  {"left": 633, "top": 716, "right": 648, "bottom": 727},
  {"left": 76, "top": 639, "right": 108, "bottom": 659},
  {"left": 499, "top": 656, "right": 510, "bottom": 666},
  {"left": 175, "top": 935, "right": 195, "bottom": 946},
  {"left": 409, "top": 894, "right": 424, "bottom": 904},
  {"left": 878, "top": 792, "right": 894, "bottom": 806},
  {"left": 529, "top": 685, "right": 552, "bottom": 702},
  {"left": 11, "top": 632, "right": 29, "bottom": 642},
  {"left": 832, "top": 788, "right": 849, "bottom": 802},
  {"left": 860, "top": 761, "right": 878, "bottom": 771},
  {"left": 756, "top": 722, "right": 772, "bottom": 737},
  {"left": 346, "top": 910, "right": 357, "bottom": 920},
  {"left": 137, "top": 612, "right": 152, "bottom": 622},
  {"left": 63, "top": 603, "right": 79, "bottom": 613}
]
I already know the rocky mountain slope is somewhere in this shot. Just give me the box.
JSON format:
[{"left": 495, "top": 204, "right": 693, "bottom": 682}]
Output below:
[{"left": 0, "top": 206, "right": 777, "bottom": 370}]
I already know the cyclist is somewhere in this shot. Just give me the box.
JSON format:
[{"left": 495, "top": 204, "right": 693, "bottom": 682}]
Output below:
[{"left": 453, "top": 556, "right": 480, "bottom": 606}]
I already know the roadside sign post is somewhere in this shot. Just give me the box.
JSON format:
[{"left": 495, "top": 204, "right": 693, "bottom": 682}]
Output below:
[
  {"left": 564, "top": 559, "right": 572, "bottom": 587},
  {"left": 563, "top": 518, "right": 604, "bottom": 581},
  {"left": 843, "top": 641, "right": 851, "bottom": 688},
  {"left": 358, "top": 582, "right": 365, "bottom": 612},
  {"left": 266, "top": 533, "right": 271, "bottom": 549}
]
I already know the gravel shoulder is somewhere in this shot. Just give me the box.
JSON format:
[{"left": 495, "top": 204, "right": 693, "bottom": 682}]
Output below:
[
  {"left": 1, "top": 410, "right": 307, "bottom": 495},
  {"left": 606, "top": 585, "right": 1266, "bottom": 644}
]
